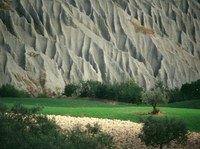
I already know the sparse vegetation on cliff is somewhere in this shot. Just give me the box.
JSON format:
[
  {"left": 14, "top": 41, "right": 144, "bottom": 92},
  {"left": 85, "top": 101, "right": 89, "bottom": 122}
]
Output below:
[
  {"left": 0, "top": 0, "right": 12, "bottom": 10},
  {"left": 130, "top": 20, "right": 155, "bottom": 36}
]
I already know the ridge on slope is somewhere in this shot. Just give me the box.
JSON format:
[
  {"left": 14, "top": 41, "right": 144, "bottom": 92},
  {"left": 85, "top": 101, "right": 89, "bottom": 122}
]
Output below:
[{"left": 0, "top": 0, "right": 200, "bottom": 95}]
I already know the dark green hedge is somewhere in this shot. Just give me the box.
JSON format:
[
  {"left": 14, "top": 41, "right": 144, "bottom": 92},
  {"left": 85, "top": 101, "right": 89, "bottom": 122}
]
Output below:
[
  {"left": 0, "top": 84, "right": 30, "bottom": 97},
  {"left": 64, "top": 80, "right": 143, "bottom": 104},
  {"left": 166, "top": 79, "right": 200, "bottom": 102}
]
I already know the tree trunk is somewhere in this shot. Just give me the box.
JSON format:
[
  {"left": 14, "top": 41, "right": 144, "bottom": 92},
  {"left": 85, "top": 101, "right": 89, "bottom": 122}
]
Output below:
[
  {"left": 152, "top": 104, "right": 158, "bottom": 114},
  {"left": 152, "top": 105, "right": 157, "bottom": 114},
  {"left": 153, "top": 105, "right": 156, "bottom": 112}
]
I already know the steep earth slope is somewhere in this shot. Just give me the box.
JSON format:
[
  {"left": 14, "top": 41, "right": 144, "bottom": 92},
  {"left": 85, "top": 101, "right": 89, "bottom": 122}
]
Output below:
[{"left": 0, "top": 0, "right": 200, "bottom": 95}]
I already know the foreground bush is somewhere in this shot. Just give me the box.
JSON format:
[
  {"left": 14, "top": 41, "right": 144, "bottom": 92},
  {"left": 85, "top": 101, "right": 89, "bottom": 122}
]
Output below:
[
  {"left": 0, "top": 84, "right": 30, "bottom": 97},
  {"left": 0, "top": 104, "right": 114, "bottom": 149},
  {"left": 139, "top": 117, "right": 188, "bottom": 149},
  {"left": 0, "top": 104, "right": 66, "bottom": 149},
  {"left": 65, "top": 123, "right": 113, "bottom": 149}
]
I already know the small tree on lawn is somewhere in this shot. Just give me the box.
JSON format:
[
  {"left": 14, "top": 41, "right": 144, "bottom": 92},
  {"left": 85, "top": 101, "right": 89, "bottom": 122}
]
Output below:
[{"left": 142, "top": 89, "right": 168, "bottom": 114}]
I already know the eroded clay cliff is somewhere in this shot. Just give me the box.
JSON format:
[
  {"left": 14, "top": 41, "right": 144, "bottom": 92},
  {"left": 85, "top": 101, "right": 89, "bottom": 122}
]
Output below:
[{"left": 0, "top": 0, "right": 200, "bottom": 95}]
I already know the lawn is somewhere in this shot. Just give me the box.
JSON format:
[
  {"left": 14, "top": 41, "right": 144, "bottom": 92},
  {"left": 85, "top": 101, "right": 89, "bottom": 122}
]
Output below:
[
  {"left": 0, "top": 97, "right": 200, "bottom": 132},
  {"left": 165, "top": 100, "right": 200, "bottom": 109}
]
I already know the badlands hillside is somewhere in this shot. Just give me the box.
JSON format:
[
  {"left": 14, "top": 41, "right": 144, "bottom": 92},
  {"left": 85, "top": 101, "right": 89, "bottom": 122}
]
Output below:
[{"left": 0, "top": 0, "right": 200, "bottom": 95}]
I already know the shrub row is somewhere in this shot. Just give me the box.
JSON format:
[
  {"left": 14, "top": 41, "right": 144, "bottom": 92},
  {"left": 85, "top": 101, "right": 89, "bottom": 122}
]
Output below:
[
  {"left": 162, "top": 79, "right": 200, "bottom": 102},
  {"left": 64, "top": 80, "right": 143, "bottom": 103},
  {"left": 1, "top": 78, "right": 200, "bottom": 102}
]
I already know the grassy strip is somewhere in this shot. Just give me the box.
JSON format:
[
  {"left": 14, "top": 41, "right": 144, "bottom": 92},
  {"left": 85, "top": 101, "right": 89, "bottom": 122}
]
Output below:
[
  {"left": 166, "top": 100, "right": 200, "bottom": 109},
  {"left": 0, "top": 98, "right": 200, "bottom": 132},
  {"left": 42, "top": 106, "right": 200, "bottom": 132},
  {"left": 0, "top": 97, "right": 131, "bottom": 107}
]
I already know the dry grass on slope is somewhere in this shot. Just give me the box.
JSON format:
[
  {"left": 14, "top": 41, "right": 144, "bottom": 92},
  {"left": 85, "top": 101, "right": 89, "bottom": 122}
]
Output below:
[
  {"left": 0, "top": 0, "right": 12, "bottom": 10},
  {"left": 130, "top": 20, "right": 155, "bottom": 37}
]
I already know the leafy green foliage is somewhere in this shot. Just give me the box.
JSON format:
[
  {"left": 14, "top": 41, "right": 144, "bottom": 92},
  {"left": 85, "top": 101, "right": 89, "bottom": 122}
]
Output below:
[
  {"left": 0, "top": 104, "right": 7, "bottom": 113},
  {"left": 154, "top": 81, "right": 184, "bottom": 103},
  {"left": 0, "top": 84, "right": 30, "bottom": 97},
  {"left": 65, "top": 123, "right": 113, "bottom": 149},
  {"left": 139, "top": 117, "right": 188, "bottom": 149},
  {"left": 158, "top": 79, "right": 200, "bottom": 102},
  {"left": 142, "top": 89, "right": 168, "bottom": 114},
  {"left": 94, "top": 82, "right": 111, "bottom": 99},
  {"left": 0, "top": 104, "right": 114, "bottom": 149},
  {"left": 0, "top": 104, "right": 66, "bottom": 149},
  {"left": 166, "top": 88, "right": 183, "bottom": 102},
  {"left": 116, "top": 81, "right": 143, "bottom": 103},
  {"left": 10, "top": 104, "right": 43, "bottom": 115},
  {"left": 64, "top": 80, "right": 143, "bottom": 103},
  {"left": 181, "top": 79, "right": 200, "bottom": 100},
  {"left": 75, "top": 80, "right": 99, "bottom": 97},
  {"left": 64, "top": 83, "right": 78, "bottom": 97}
]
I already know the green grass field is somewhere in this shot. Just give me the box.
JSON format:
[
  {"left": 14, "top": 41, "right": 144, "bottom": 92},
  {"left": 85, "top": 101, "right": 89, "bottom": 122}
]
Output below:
[{"left": 0, "top": 97, "right": 200, "bottom": 132}]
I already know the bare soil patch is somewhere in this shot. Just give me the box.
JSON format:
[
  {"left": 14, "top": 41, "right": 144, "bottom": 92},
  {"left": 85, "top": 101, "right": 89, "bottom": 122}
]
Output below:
[{"left": 135, "top": 111, "right": 165, "bottom": 117}]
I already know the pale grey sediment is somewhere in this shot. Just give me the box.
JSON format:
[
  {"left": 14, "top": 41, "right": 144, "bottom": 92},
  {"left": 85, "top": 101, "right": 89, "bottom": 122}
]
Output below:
[{"left": 0, "top": 0, "right": 200, "bottom": 95}]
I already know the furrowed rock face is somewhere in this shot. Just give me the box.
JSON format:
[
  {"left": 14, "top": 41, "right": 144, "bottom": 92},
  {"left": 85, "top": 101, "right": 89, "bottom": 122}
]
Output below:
[{"left": 0, "top": 0, "right": 200, "bottom": 95}]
